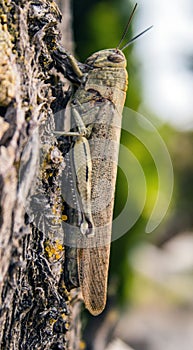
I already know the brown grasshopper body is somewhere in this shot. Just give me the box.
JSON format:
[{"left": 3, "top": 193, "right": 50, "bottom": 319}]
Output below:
[{"left": 67, "top": 49, "right": 128, "bottom": 315}]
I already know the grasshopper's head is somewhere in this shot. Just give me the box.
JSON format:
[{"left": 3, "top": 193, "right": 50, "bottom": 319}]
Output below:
[
  {"left": 84, "top": 3, "right": 152, "bottom": 72},
  {"left": 85, "top": 48, "right": 127, "bottom": 69}
]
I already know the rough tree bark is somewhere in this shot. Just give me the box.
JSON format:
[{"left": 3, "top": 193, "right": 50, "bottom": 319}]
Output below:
[{"left": 0, "top": 0, "right": 82, "bottom": 349}]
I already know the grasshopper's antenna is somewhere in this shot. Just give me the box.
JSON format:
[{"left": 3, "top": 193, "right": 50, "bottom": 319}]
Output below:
[
  {"left": 121, "top": 25, "right": 153, "bottom": 51},
  {"left": 117, "top": 3, "right": 138, "bottom": 49}
]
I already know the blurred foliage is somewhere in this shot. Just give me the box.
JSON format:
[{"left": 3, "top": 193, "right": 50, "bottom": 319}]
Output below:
[
  {"left": 73, "top": 0, "right": 134, "bottom": 58},
  {"left": 72, "top": 0, "right": 193, "bottom": 311}
]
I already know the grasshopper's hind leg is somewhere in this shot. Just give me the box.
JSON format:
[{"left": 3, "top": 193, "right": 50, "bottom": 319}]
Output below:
[
  {"left": 72, "top": 135, "right": 94, "bottom": 237},
  {"left": 54, "top": 133, "right": 94, "bottom": 237}
]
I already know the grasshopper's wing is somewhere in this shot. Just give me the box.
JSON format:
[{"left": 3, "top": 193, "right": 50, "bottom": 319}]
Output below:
[
  {"left": 78, "top": 245, "right": 110, "bottom": 315},
  {"left": 77, "top": 101, "right": 122, "bottom": 315}
]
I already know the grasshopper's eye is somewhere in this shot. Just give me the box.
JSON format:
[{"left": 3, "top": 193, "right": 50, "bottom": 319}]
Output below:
[{"left": 107, "top": 53, "right": 124, "bottom": 63}]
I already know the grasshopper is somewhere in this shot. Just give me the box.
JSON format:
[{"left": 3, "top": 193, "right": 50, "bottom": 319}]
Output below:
[{"left": 54, "top": 3, "right": 152, "bottom": 315}]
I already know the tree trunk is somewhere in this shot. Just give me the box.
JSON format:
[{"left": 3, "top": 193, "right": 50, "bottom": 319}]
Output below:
[{"left": 0, "top": 0, "right": 81, "bottom": 349}]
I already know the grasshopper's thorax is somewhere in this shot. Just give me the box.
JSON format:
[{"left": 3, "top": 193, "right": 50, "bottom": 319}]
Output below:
[{"left": 84, "top": 48, "right": 128, "bottom": 114}]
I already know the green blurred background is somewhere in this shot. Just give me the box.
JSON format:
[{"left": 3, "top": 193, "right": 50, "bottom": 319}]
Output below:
[{"left": 71, "top": 0, "right": 193, "bottom": 349}]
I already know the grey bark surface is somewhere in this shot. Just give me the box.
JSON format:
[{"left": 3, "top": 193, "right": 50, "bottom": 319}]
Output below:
[{"left": 0, "top": 0, "right": 81, "bottom": 349}]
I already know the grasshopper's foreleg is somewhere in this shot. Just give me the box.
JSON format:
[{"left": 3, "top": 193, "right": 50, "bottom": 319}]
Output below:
[
  {"left": 52, "top": 45, "right": 89, "bottom": 85},
  {"left": 66, "top": 53, "right": 84, "bottom": 79},
  {"left": 55, "top": 101, "right": 90, "bottom": 137}
]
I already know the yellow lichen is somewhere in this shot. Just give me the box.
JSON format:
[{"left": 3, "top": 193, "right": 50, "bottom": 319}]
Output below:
[
  {"left": 79, "top": 341, "right": 86, "bottom": 349},
  {"left": 44, "top": 239, "right": 64, "bottom": 261},
  {"left": 49, "top": 318, "right": 56, "bottom": 326}
]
